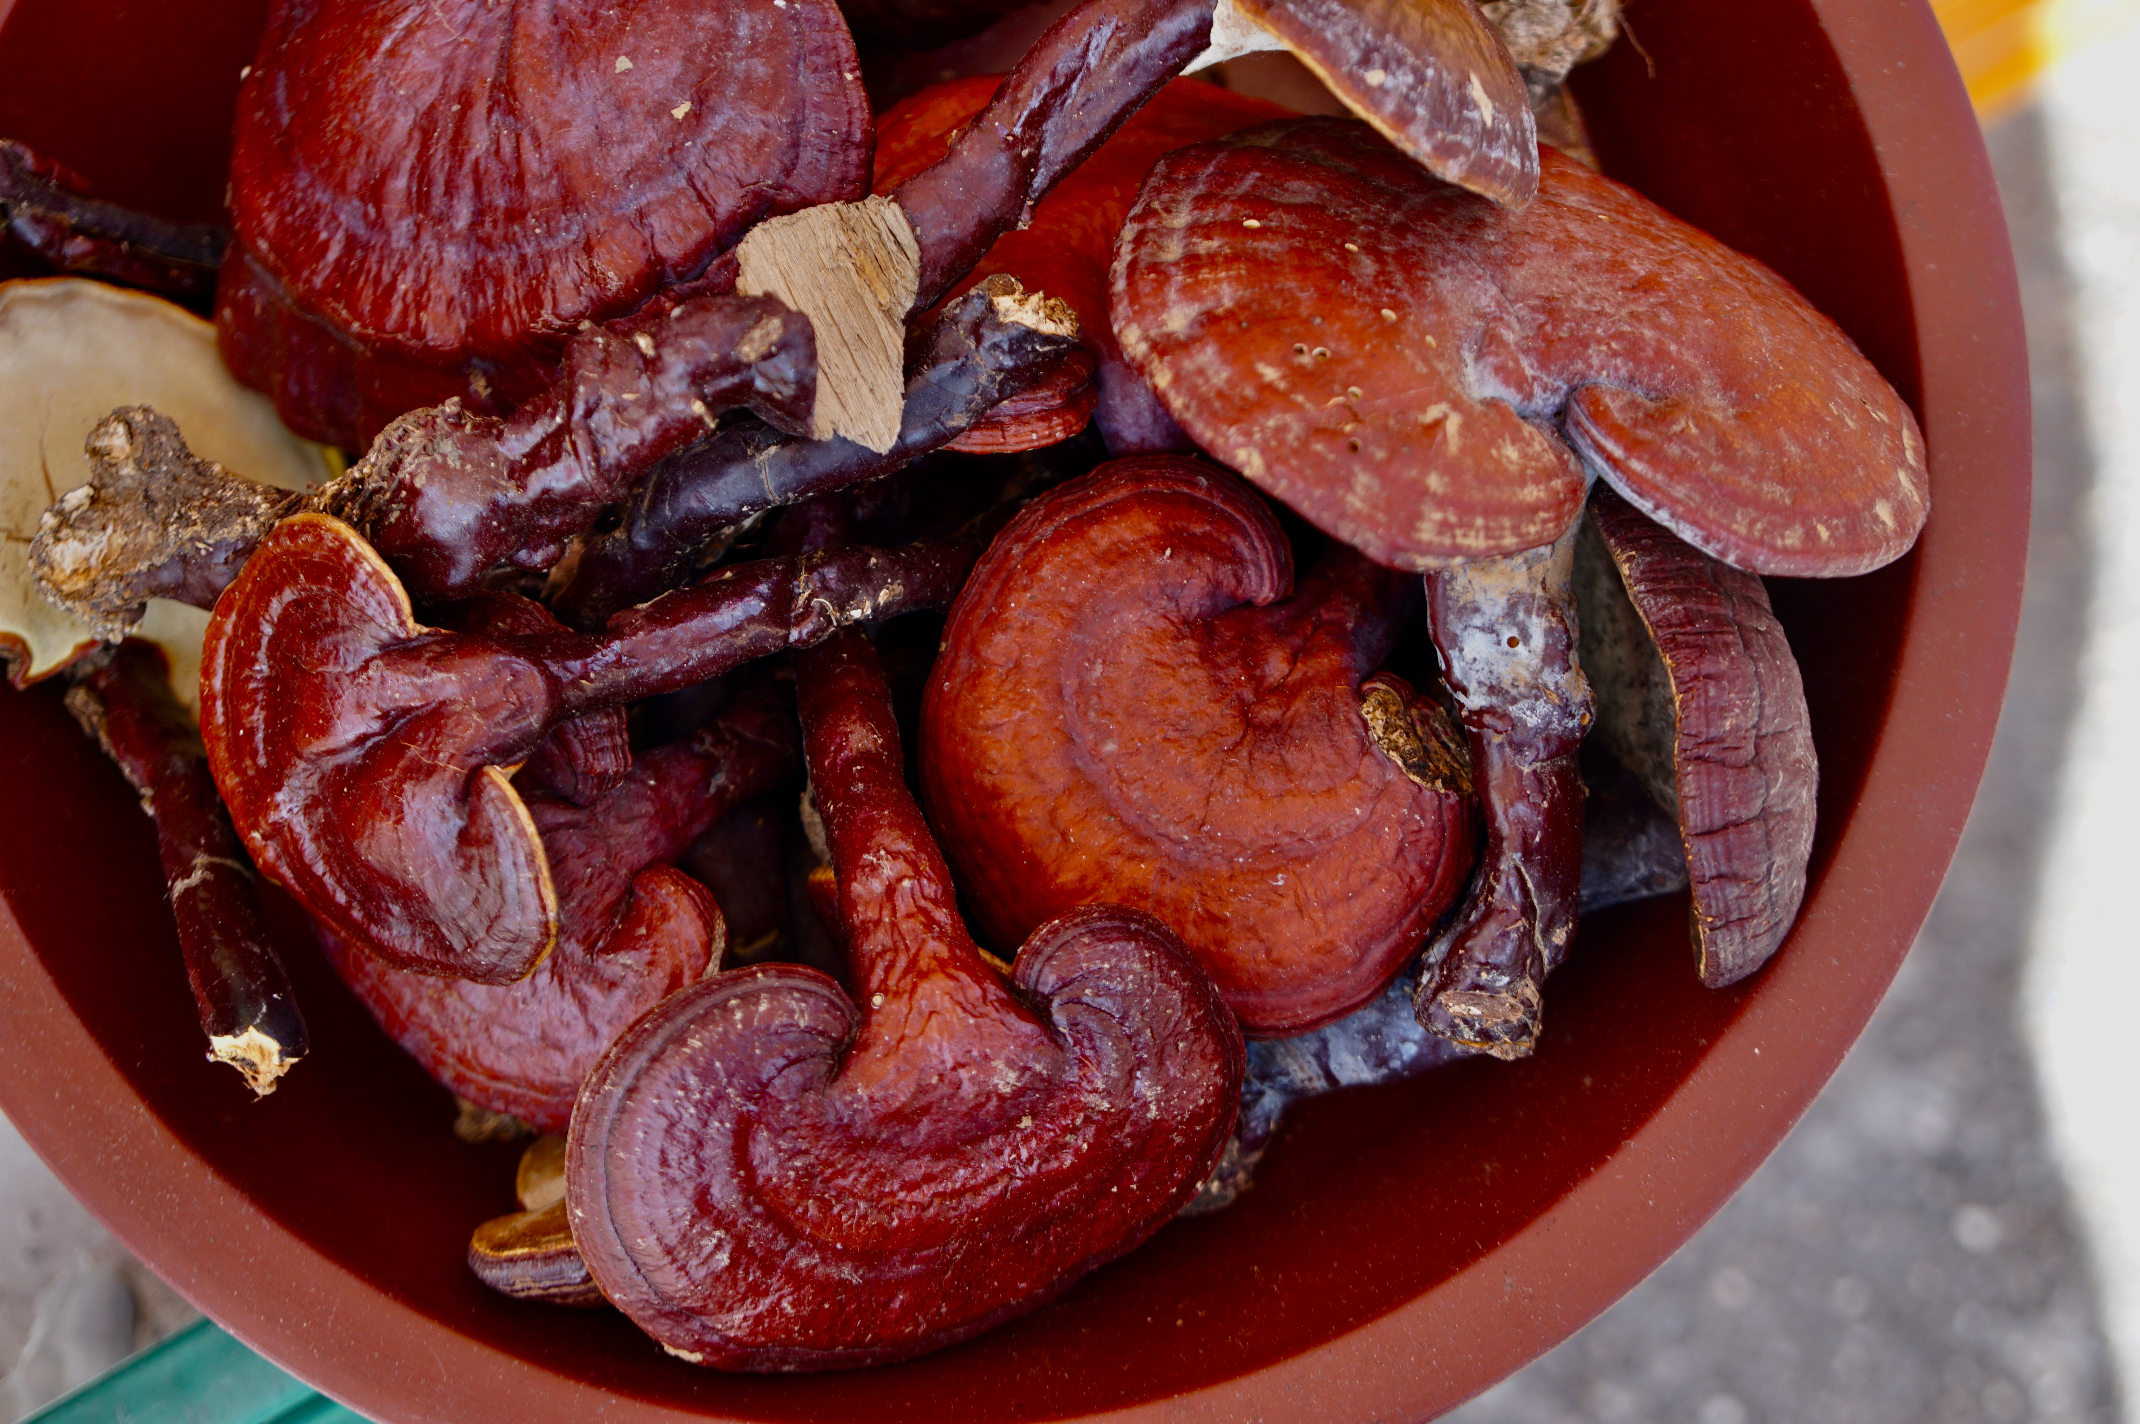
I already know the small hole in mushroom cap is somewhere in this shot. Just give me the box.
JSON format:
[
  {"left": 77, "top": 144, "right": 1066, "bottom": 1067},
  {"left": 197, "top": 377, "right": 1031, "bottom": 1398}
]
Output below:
[
  {"left": 1294, "top": 343, "right": 1310, "bottom": 356},
  {"left": 1506, "top": 635, "right": 1520, "bottom": 648},
  {"left": 1347, "top": 386, "right": 1363, "bottom": 400},
  {"left": 1312, "top": 347, "right": 1330, "bottom": 360},
  {"left": 1347, "top": 438, "right": 1362, "bottom": 453}
]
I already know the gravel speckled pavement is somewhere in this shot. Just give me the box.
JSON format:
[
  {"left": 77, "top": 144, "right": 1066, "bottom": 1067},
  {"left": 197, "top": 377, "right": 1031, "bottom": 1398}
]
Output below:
[{"left": 1444, "top": 107, "right": 2127, "bottom": 1424}]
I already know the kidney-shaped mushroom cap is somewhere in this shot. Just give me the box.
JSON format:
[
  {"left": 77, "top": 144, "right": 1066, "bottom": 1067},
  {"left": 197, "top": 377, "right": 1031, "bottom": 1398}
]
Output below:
[
  {"left": 227, "top": 0, "right": 870, "bottom": 369},
  {"left": 921, "top": 456, "right": 1474, "bottom": 1035},
  {"left": 568, "top": 632, "right": 1242, "bottom": 1369},
  {"left": 201, "top": 514, "right": 561, "bottom": 984},
  {"left": 1577, "top": 487, "right": 1817, "bottom": 987},
  {"left": 1113, "top": 120, "right": 1929, "bottom": 577}
]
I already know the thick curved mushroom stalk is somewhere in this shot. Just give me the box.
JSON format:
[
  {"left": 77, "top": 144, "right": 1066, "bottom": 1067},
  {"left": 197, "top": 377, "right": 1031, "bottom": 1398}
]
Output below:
[
  {"left": 2, "top": 141, "right": 226, "bottom": 303},
  {"left": 1417, "top": 524, "right": 1592, "bottom": 1058},
  {"left": 35, "top": 293, "right": 815, "bottom": 626},
  {"left": 922, "top": 457, "right": 1474, "bottom": 1035},
  {"left": 320, "top": 679, "right": 799, "bottom": 1131},
  {"left": 1577, "top": 487, "right": 1816, "bottom": 986},
  {"left": 1113, "top": 120, "right": 1928, "bottom": 576},
  {"left": 566, "top": 631, "right": 1241, "bottom": 1369},
  {"left": 64, "top": 640, "right": 307, "bottom": 1095},
  {"left": 217, "top": 0, "right": 870, "bottom": 448},
  {"left": 200, "top": 514, "right": 985, "bottom": 983},
  {"left": 555, "top": 277, "right": 1077, "bottom": 625},
  {"left": 873, "top": 76, "right": 1292, "bottom": 455},
  {"left": 2, "top": 281, "right": 331, "bottom": 703}
]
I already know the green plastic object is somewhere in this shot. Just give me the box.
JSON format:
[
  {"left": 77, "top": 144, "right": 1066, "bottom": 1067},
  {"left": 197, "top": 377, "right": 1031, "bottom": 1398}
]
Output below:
[{"left": 23, "top": 1318, "right": 366, "bottom": 1424}]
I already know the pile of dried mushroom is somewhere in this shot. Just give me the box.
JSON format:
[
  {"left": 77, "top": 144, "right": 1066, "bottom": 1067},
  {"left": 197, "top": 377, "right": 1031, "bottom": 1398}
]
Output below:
[{"left": 0, "top": 0, "right": 1924, "bottom": 1373}]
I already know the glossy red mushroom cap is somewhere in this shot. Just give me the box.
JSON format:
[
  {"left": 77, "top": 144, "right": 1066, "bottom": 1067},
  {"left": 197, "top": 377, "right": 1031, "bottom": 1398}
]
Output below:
[{"left": 1113, "top": 120, "right": 1929, "bottom": 576}]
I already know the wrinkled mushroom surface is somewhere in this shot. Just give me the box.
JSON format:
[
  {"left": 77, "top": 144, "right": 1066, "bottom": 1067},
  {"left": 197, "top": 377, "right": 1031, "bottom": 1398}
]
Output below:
[
  {"left": 922, "top": 457, "right": 1474, "bottom": 1035},
  {"left": 566, "top": 630, "right": 1241, "bottom": 1369},
  {"left": 319, "top": 679, "right": 798, "bottom": 1131},
  {"left": 1577, "top": 486, "right": 1815, "bottom": 987},
  {"left": 218, "top": 0, "right": 871, "bottom": 447},
  {"left": 1113, "top": 120, "right": 1928, "bottom": 575},
  {"left": 2, "top": 280, "right": 331, "bottom": 703}
]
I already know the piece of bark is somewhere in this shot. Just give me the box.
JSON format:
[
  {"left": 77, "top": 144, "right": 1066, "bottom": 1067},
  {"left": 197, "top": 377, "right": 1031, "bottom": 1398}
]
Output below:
[
  {"left": 63, "top": 640, "right": 306, "bottom": 1095},
  {"left": 735, "top": 196, "right": 918, "bottom": 453},
  {"left": 1578, "top": 487, "right": 1815, "bottom": 987},
  {"left": 1, "top": 140, "right": 227, "bottom": 303},
  {"left": 1415, "top": 524, "right": 1593, "bottom": 1059},
  {"left": 553, "top": 276, "right": 1076, "bottom": 626}
]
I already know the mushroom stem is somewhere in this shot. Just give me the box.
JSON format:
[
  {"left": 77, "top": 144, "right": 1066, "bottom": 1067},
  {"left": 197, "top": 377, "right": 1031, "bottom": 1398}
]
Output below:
[
  {"left": 891, "top": 0, "right": 1219, "bottom": 307},
  {"left": 63, "top": 640, "right": 306, "bottom": 1095},
  {"left": 1, "top": 140, "right": 227, "bottom": 304},
  {"left": 554, "top": 275, "right": 1077, "bottom": 627},
  {"left": 1416, "top": 523, "right": 1592, "bottom": 1059},
  {"left": 30, "top": 290, "right": 816, "bottom": 630}
]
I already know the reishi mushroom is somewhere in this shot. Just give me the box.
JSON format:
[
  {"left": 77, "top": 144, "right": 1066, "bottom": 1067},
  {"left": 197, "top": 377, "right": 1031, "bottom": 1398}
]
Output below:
[
  {"left": 1111, "top": 122, "right": 1928, "bottom": 576},
  {"left": 0, "top": 279, "right": 331, "bottom": 1094},
  {"left": 1414, "top": 527, "right": 1591, "bottom": 1056},
  {"left": 565, "top": 629, "right": 1243, "bottom": 1369},
  {"left": 215, "top": 0, "right": 872, "bottom": 448},
  {"left": 198, "top": 512, "right": 989, "bottom": 983},
  {"left": 921, "top": 456, "right": 1475, "bottom": 1035},
  {"left": 318, "top": 676, "right": 799, "bottom": 1132},
  {"left": 1576, "top": 486, "right": 1817, "bottom": 987},
  {"left": 1111, "top": 116, "right": 1926, "bottom": 1050}
]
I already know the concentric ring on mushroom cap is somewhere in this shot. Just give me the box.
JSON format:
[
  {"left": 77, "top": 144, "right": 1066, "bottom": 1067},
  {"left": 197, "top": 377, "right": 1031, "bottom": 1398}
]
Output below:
[
  {"left": 1112, "top": 119, "right": 1929, "bottom": 576},
  {"left": 229, "top": 0, "right": 872, "bottom": 364}
]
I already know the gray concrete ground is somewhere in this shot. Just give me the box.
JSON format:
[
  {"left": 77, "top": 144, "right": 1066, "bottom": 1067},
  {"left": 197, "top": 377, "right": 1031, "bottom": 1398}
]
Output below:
[
  {"left": 0, "top": 98, "right": 2126, "bottom": 1424},
  {"left": 1445, "top": 105, "right": 2128, "bottom": 1424}
]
